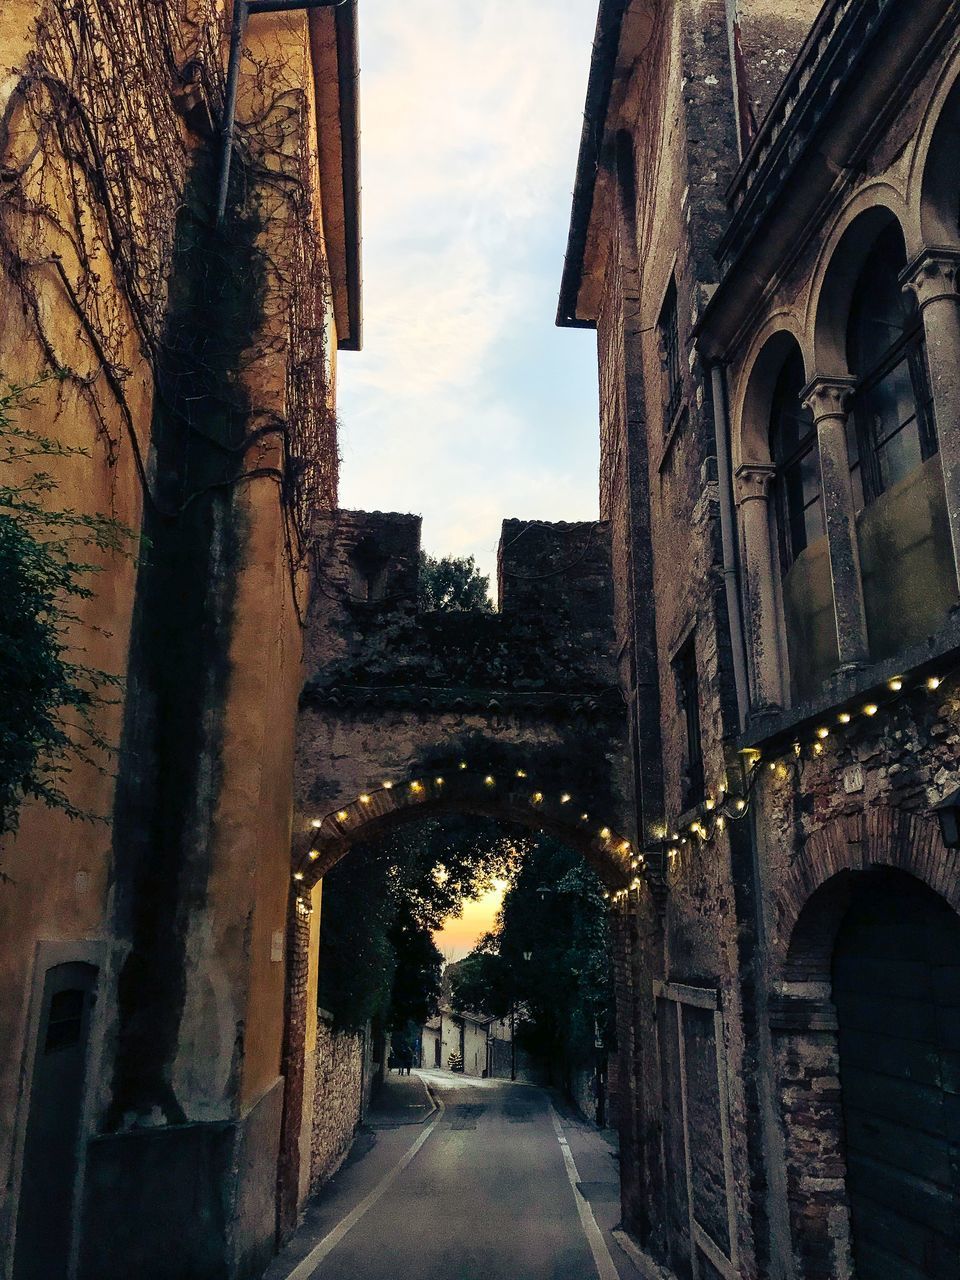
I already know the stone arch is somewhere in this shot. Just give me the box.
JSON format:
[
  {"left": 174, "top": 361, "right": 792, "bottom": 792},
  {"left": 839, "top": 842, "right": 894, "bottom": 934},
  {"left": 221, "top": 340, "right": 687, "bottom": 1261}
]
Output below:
[
  {"left": 773, "top": 807, "right": 956, "bottom": 973},
  {"left": 293, "top": 768, "right": 638, "bottom": 891},
  {"left": 913, "top": 50, "right": 960, "bottom": 247},
  {"left": 810, "top": 197, "right": 911, "bottom": 377},
  {"left": 735, "top": 323, "right": 809, "bottom": 468},
  {"left": 768, "top": 808, "right": 959, "bottom": 1279}
]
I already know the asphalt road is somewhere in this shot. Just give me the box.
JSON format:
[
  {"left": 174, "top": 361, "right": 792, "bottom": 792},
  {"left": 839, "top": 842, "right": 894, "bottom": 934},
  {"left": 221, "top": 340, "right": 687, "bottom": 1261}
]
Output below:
[{"left": 267, "top": 1069, "right": 643, "bottom": 1280}]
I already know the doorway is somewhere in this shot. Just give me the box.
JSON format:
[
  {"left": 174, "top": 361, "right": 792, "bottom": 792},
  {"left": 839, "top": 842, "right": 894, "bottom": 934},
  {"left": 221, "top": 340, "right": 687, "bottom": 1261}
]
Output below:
[
  {"left": 833, "top": 872, "right": 960, "bottom": 1278},
  {"left": 13, "top": 961, "right": 98, "bottom": 1280}
]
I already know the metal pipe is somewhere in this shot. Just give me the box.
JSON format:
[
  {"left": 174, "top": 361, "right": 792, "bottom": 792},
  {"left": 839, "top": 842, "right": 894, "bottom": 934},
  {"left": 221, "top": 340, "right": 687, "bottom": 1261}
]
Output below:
[
  {"left": 216, "top": 0, "right": 249, "bottom": 225},
  {"left": 712, "top": 362, "right": 750, "bottom": 730}
]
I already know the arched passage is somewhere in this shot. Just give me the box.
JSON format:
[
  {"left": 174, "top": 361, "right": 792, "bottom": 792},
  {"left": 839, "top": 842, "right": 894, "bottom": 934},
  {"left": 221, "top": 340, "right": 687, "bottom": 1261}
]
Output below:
[
  {"left": 771, "top": 812, "right": 960, "bottom": 1280},
  {"left": 833, "top": 870, "right": 960, "bottom": 1280},
  {"left": 277, "top": 509, "right": 638, "bottom": 1238}
]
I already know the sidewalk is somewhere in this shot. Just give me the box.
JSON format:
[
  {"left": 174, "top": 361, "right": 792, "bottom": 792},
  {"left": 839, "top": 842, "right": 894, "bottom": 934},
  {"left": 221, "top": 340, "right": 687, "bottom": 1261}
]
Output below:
[{"left": 367, "top": 1069, "right": 437, "bottom": 1128}]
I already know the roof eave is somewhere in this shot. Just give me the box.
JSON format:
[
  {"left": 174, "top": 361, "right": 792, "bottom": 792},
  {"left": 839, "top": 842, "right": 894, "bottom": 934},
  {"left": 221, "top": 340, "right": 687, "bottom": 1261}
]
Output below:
[{"left": 556, "top": 0, "right": 628, "bottom": 329}]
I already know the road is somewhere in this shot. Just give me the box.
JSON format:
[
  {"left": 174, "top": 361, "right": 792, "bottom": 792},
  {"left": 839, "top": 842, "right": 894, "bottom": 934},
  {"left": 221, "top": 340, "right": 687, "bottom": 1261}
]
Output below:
[{"left": 267, "top": 1069, "right": 645, "bottom": 1280}]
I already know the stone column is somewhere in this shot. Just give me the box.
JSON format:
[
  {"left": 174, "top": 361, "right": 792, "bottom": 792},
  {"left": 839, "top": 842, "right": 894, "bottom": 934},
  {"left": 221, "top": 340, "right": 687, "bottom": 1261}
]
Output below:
[
  {"left": 802, "top": 377, "right": 869, "bottom": 668},
  {"left": 735, "top": 463, "right": 783, "bottom": 713},
  {"left": 902, "top": 247, "right": 960, "bottom": 592}
]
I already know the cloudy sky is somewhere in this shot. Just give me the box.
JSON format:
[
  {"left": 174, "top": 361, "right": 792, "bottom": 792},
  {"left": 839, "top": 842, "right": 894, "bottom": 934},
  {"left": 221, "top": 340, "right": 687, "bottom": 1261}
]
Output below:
[{"left": 337, "top": 0, "right": 601, "bottom": 589}]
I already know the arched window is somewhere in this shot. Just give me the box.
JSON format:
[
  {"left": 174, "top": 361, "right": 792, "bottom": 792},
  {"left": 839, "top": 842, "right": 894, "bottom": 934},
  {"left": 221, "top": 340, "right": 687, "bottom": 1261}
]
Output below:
[
  {"left": 770, "top": 347, "right": 824, "bottom": 573},
  {"left": 846, "top": 225, "right": 937, "bottom": 506}
]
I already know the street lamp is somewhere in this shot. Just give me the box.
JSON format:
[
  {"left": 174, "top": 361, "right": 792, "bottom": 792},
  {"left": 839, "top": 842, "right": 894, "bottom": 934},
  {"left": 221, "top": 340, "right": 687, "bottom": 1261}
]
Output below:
[{"left": 935, "top": 786, "right": 960, "bottom": 848}]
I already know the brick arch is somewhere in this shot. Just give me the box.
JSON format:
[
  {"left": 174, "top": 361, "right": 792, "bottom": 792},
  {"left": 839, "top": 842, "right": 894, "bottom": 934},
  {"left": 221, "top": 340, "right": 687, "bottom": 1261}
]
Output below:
[
  {"left": 294, "top": 770, "right": 638, "bottom": 891},
  {"left": 773, "top": 805, "right": 956, "bottom": 979}
]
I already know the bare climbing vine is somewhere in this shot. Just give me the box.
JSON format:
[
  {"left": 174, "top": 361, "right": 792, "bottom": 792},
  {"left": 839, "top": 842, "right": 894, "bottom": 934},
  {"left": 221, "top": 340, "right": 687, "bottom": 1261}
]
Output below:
[{"left": 0, "top": 0, "right": 337, "bottom": 579}]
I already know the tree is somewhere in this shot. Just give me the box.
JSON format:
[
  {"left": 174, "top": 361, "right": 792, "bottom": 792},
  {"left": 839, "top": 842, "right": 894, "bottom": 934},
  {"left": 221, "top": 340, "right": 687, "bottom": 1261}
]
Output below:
[
  {"left": 0, "top": 379, "right": 132, "bottom": 839},
  {"left": 316, "top": 815, "right": 518, "bottom": 1033},
  {"left": 451, "top": 836, "right": 614, "bottom": 1085},
  {"left": 418, "top": 551, "right": 493, "bottom": 613}
]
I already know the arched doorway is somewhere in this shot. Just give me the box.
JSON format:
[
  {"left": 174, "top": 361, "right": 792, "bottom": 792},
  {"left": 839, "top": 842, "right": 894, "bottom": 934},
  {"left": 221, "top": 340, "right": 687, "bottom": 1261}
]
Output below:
[{"left": 833, "top": 871, "right": 960, "bottom": 1278}]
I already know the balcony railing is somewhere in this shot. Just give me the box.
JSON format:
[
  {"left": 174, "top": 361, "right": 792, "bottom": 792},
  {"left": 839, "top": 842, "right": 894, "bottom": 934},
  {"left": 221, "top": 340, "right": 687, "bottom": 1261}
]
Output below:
[{"left": 718, "top": 0, "right": 897, "bottom": 275}]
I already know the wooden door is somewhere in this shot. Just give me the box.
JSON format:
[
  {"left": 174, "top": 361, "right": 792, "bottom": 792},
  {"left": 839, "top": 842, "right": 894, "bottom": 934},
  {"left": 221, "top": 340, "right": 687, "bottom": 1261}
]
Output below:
[
  {"left": 833, "top": 874, "right": 960, "bottom": 1279},
  {"left": 13, "top": 962, "right": 97, "bottom": 1280}
]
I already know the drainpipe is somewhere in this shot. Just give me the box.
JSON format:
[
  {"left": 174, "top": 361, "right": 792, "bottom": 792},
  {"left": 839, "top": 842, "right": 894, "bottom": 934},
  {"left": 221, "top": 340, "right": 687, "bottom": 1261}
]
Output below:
[{"left": 711, "top": 362, "right": 750, "bottom": 730}]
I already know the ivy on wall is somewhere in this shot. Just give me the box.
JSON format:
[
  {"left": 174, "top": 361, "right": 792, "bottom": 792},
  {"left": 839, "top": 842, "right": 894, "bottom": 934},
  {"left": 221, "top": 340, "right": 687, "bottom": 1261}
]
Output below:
[{"left": 0, "top": 379, "right": 132, "bottom": 839}]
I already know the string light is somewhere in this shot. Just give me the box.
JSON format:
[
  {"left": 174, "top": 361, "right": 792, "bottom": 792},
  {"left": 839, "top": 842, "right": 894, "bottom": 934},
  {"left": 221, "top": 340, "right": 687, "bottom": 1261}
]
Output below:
[
  {"left": 561, "top": 793, "right": 572, "bottom": 804},
  {"left": 360, "top": 794, "right": 371, "bottom": 804},
  {"left": 311, "top": 819, "right": 322, "bottom": 829},
  {"left": 410, "top": 781, "right": 423, "bottom": 793},
  {"left": 336, "top": 810, "right": 349, "bottom": 822},
  {"left": 927, "top": 676, "right": 942, "bottom": 690},
  {"left": 580, "top": 813, "right": 589, "bottom": 821},
  {"left": 484, "top": 775, "right": 495, "bottom": 787},
  {"left": 600, "top": 827, "right": 611, "bottom": 840},
  {"left": 383, "top": 780, "right": 394, "bottom": 789},
  {"left": 815, "top": 727, "right": 830, "bottom": 740},
  {"left": 705, "top": 798, "right": 715, "bottom": 810},
  {"left": 532, "top": 792, "right": 544, "bottom": 805},
  {"left": 888, "top": 676, "right": 903, "bottom": 692},
  {"left": 838, "top": 713, "right": 851, "bottom": 724},
  {"left": 515, "top": 769, "right": 527, "bottom": 779},
  {"left": 293, "top": 871, "right": 305, "bottom": 882},
  {"left": 459, "top": 762, "right": 468, "bottom": 770},
  {"left": 863, "top": 704, "right": 878, "bottom": 717},
  {"left": 435, "top": 777, "right": 444, "bottom": 785},
  {"left": 308, "top": 849, "right": 320, "bottom": 861}
]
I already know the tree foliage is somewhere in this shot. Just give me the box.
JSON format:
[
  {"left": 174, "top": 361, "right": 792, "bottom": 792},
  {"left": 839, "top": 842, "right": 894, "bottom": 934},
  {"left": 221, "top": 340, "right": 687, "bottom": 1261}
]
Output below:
[
  {"left": 418, "top": 551, "right": 493, "bottom": 613},
  {"left": 317, "top": 815, "right": 518, "bottom": 1033},
  {"left": 450, "top": 837, "right": 614, "bottom": 1081},
  {"left": 0, "top": 380, "right": 133, "bottom": 839}
]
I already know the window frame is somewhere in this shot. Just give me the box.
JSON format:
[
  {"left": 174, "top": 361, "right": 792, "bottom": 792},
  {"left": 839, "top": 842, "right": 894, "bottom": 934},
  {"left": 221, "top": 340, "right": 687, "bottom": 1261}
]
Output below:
[
  {"left": 848, "top": 318, "right": 937, "bottom": 506},
  {"left": 658, "top": 277, "right": 684, "bottom": 433},
  {"left": 674, "top": 636, "right": 704, "bottom": 810}
]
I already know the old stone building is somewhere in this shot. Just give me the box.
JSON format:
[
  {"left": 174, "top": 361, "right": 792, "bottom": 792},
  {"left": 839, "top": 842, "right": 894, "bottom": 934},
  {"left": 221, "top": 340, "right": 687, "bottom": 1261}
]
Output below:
[
  {"left": 560, "top": 0, "right": 960, "bottom": 1277},
  {"left": 0, "top": 1, "right": 359, "bottom": 1276}
]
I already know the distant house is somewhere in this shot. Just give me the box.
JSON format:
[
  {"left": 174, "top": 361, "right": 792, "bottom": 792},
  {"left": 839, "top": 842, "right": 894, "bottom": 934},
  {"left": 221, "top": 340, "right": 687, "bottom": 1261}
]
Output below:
[{"left": 419, "top": 1006, "right": 494, "bottom": 1077}]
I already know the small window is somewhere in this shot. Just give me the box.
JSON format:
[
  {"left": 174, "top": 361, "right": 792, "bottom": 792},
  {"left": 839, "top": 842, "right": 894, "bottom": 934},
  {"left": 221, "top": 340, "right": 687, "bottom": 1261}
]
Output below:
[
  {"left": 674, "top": 637, "right": 704, "bottom": 809},
  {"left": 847, "top": 226, "right": 937, "bottom": 506},
  {"left": 44, "top": 989, "right": 86, "bottom": 1053},
  {"left": 658, "top": 278, "right": 683, "bottom": 432},
  {"left": 771, "top": 348, "right": 825, "bottom": 573}
]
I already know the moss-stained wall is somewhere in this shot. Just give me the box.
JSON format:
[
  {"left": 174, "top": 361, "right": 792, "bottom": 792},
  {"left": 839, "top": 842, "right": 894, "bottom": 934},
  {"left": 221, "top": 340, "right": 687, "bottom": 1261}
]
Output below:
[{"left": 858, "top": 457, "right": 958, "bottom": 662}]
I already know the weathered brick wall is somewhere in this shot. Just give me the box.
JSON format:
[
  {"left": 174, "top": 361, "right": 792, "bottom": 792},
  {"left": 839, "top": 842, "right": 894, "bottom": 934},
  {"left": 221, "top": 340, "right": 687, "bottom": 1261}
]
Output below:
[{"left": 309, "top": 1017, "right": 366, "bottom": 1192}]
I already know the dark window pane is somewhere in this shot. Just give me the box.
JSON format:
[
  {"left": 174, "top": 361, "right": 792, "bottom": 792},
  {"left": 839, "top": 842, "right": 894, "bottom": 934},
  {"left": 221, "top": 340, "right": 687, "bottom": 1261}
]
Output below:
[
  {"left": 659, "top": 279, "right": 683, "bottom": 432},
  {"left": 847, "top": 224, "right": 935, "bottom": 502},
  {"left": 44, "top": 989, "right": 86, "bottom": 1053},
  {"left": 675, "top": 639, "right": 703, "bottom": 808},
  {"left": 771, "top": 347, "right": 823, "bottom": 569}
]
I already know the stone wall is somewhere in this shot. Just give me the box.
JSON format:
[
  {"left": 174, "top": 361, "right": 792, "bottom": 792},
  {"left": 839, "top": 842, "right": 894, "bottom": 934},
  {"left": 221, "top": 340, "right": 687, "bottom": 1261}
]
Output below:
[{"left": 309, "top": 1016, "right": 367, "bottom": 1192}]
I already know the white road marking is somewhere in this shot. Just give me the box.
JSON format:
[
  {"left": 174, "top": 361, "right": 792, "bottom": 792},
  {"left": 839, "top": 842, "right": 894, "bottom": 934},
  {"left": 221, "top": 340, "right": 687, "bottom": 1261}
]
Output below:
[
  {"left": 279, "top": 1092, "right": 445, "bottom": 1280},
  {"left": 549, "top": 1106, "right": 621, "bottom": 1280}
]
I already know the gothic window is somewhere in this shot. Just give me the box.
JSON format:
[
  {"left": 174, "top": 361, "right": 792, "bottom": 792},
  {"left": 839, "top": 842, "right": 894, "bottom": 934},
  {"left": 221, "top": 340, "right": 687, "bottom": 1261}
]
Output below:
[
  {"left": 674, "top": 636, "right": 704, "bottom": 809},
  {"left": 846, "top": 226, "right": 937, "bottom": 507},
  {"left": 659, "top": 277, "right": 683, "bottom": 432},
  {"left": 770, "top": 347, "right": 824, "bottom": 573}
]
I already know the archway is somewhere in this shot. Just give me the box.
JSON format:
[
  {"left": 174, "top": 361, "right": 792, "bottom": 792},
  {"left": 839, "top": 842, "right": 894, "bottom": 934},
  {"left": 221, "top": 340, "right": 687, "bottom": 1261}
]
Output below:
[
  {"left": 833, "top": 870, "right": 960, "bottom": 1280},
  {"left": 772, "top": 825, "right": 960, "bottom": 1280},
  {"left": 277, "top": 509, "right": 637, "bottom": 1238}
]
